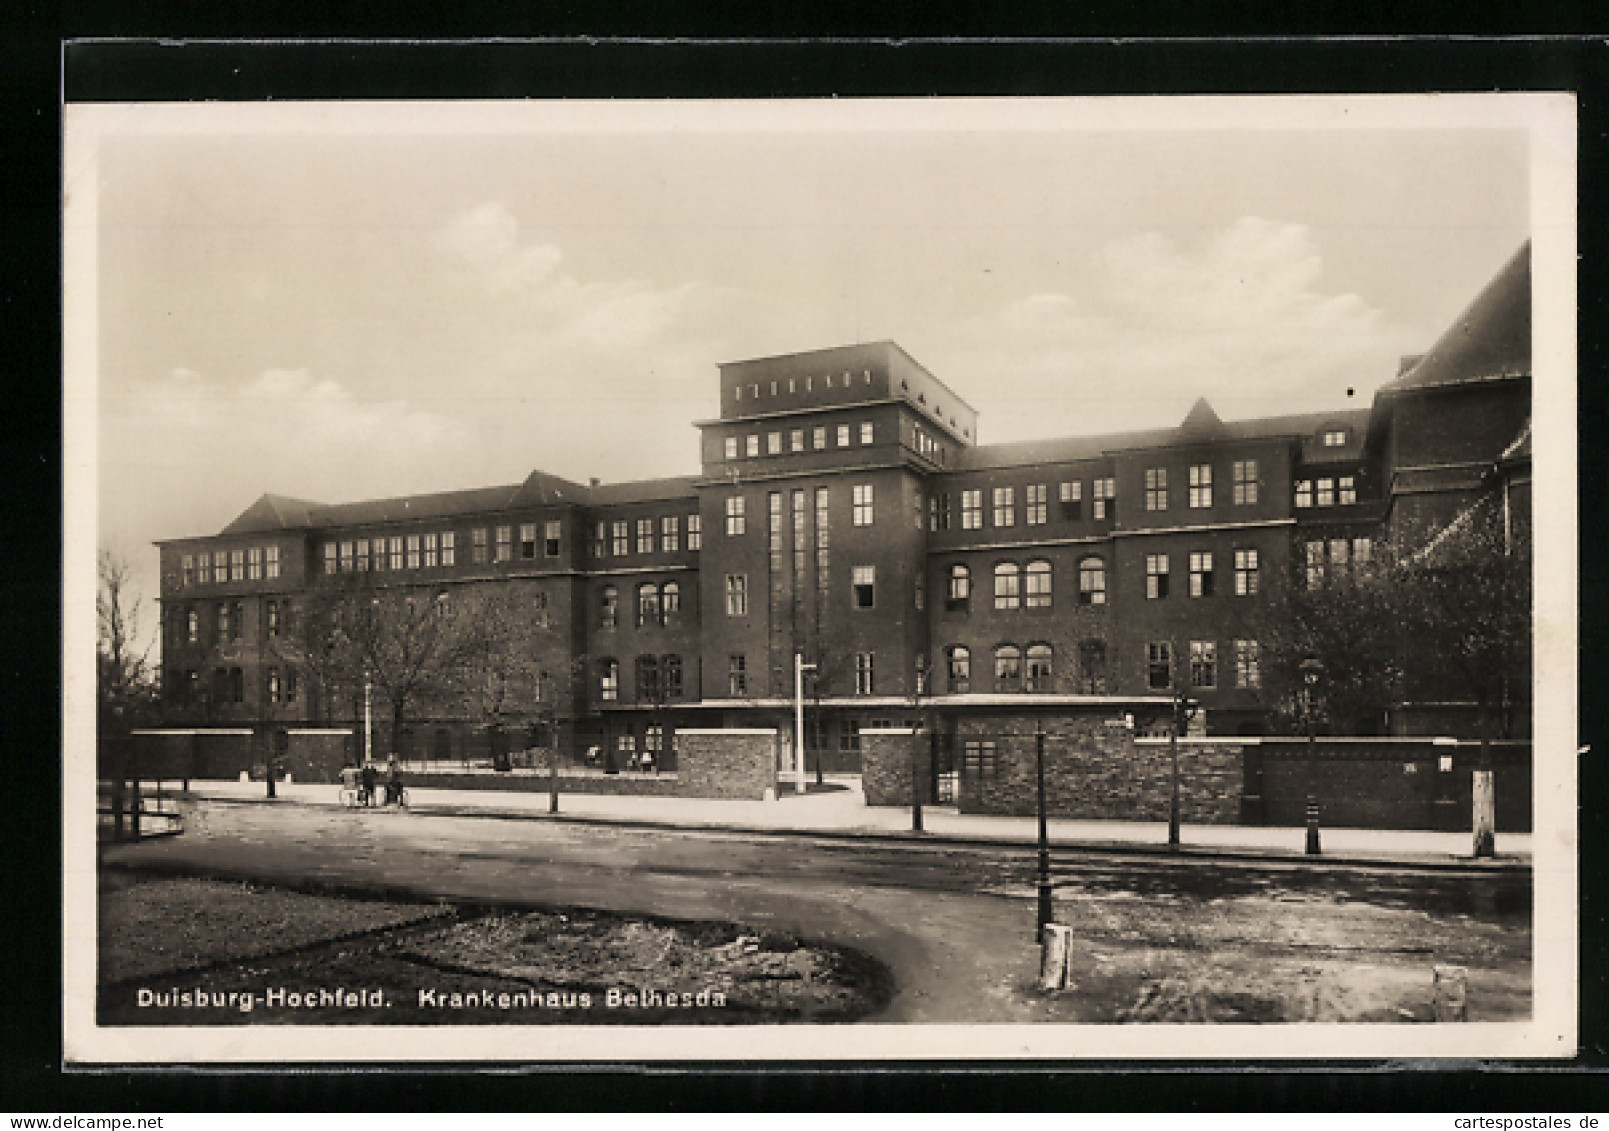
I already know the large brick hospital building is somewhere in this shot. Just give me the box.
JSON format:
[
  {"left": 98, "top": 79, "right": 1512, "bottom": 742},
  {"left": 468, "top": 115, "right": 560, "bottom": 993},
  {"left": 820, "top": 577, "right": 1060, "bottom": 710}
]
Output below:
[{"left": 152, "top": 243, "right": 1533, "bottom": 774}]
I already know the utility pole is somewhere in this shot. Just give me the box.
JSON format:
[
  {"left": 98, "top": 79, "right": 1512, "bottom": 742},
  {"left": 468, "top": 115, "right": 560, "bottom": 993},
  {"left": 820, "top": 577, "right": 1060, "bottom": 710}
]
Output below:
[
  {"left": 794, "top": 653, "right": 815, "bottom": 794},
  {"left": 1035, "top": 720, "right": 1053, "bottom": 934}
]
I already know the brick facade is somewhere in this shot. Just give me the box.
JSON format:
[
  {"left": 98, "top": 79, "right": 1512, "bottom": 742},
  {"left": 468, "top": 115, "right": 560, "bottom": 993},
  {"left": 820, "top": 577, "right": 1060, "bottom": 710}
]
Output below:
[
  {"left": 860, "top": 729, "right": 934, "bottom": 806},
  {"left": 673, "top": 728, "right": 778, "bottom": 800}
]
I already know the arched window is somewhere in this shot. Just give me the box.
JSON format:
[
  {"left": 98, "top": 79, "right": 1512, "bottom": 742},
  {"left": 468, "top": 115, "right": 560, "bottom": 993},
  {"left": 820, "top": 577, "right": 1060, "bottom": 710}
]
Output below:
[
  {"left": 599, "top": 658, "right": 619, "bottom": 702},
  {"left": 636, "top": 654, "right": 660, "bottom": 701},
  {"left": 637, "top": 582, "right": 661, "bottom": 627},
  {"left": 1078, "top": 556, "right": 1107, "bottom": 605},
  {"left": 946, "top": 645, "right": 971, "bottom": 694},
  {"left": 600, "top": 584, "right": 618, "bottom": 629},
  {"left": 993, "top": 563, "right": 1021, "bottom": 610},
  {"left": 994, "top": 644, "right": 1021, "bottom": 691},
  {"left": 947, "top": 564, "right": 971, "bottom": 609},
  {"left": 1025, "top": 560, "right": 1052, "bottom": 608},
  {"left": 1026, "top": 644, "right": 1054, "bottom": 692},
  {"left": 661, "top": 580, "right": 681, "bottom": 621}
]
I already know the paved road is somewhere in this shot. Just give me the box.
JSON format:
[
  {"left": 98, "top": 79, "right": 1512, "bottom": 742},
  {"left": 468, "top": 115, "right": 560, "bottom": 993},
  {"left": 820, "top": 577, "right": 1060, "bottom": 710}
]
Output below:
[{"left": 102, "top": 799, "right": 1531, "bottom": 1023}]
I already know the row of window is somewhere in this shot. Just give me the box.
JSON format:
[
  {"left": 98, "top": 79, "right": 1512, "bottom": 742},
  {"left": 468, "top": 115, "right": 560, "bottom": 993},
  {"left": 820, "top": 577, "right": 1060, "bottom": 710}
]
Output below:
[
  {"left": 597, "top": 654, "right": 686, "bottom": 702},
  {"left": 938, "top": 479, "right": 1120, "bottom": 532},
  {"left": 1295, "top": 475, "right": 1359, "bottom": 508},
  {"left": 321, "top": 521, "right": 582, "bottom": 576},
  {"left": 731, "top": 367, "right": 874, "bottom": 402},
  {"left": 167, "top": 665, "right": 300, "bottom": 706},
  {"left": 1144, "top": 639, "right": 1262, "bottom": 692},
  {"left": 599, "top": 581, "right": 685, "bottom": 629},
  {"left": 942, "top": 639, "right": 1260, "bottom": 695},
  {"left": 1142, "top": 550, "right": 1261, "bottom": 600},
  {"left": 593, "top": 515, "right": 702, "bottom": 558},
  {"left": 1304, "top": 537, "right": 1375, "bottom": 589},
  {"left": 1143, "top": 461, "right": 1262, "bottom": 513},
  {"left": 723, "top": 420, "right": 876, "bottom": 461},
  {"left": 173, "top": 599, "right": 293, "bottom": 647},
  {"left": 180, "top": 545, "right": 282, "bottom": 587}
]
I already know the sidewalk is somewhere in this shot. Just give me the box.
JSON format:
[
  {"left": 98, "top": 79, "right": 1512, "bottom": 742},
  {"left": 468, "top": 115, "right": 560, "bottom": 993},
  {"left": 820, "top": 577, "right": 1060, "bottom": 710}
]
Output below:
[{"left": 184, "top": 776, "right": 1531, "bottom": 869}]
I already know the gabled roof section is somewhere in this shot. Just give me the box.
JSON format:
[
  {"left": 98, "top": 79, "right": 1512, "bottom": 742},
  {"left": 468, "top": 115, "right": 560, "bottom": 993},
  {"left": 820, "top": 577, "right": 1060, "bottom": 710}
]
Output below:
[
  {"left": 510, "top": 469, "right": 588, "bottom": 508},
  {"left": 1176, "top": 397, "right": 1227, "bottom": 443},
  {"left": 1390, "top": 241, "right": 1531, "bottom": 394},
  {"left": 219, "top": 493, "right": 322, "bottom": 536}
]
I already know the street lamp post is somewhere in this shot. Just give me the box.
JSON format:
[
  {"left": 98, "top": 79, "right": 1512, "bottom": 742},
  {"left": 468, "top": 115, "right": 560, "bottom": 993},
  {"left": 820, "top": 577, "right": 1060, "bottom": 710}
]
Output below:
[
  {"left": 1301, "top": 656, "right": 1324, "bottom": 856},
  {"left": 910, "top": 656, "right": 927, "bottom": 832},
  {"left": 794, "top": 653, "right": 815, "bottom": 796},
  {"left": 1035, "top": 719, "right": 1053, "bottom": 934},
  {"left": 1168, "top": 692, "right": 1182, "bottom": 850}
]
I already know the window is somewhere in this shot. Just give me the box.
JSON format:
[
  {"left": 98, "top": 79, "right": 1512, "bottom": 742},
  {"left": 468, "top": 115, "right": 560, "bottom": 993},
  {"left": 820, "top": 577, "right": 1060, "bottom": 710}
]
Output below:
[
  {"left": 1147, "top": 641, "right": 1174, "bottom": 690},
  {"left": 520, "top": 523, "right": 537, "bottom": 559},
  {"left": 247, "top": 546, "right": 262, "bottom": 580},
  {"left": 1316, "top": 477, "right": 1335, "bottom": 507},
  {"left": 837, "top": 424, "right": 851, "bottom": 447},
  {"left": 962, "top": 740, "right": 998, "bottom": 780},
  {"left": 724, "top": 436, "right": 739, "bottom": 460},
  {"left": 1146, "top": 554, "right": 1170, "bottom": 599},
  {"left": 1234, "top": 639, "right": 1261, "bottom": 689},
  {"left": 1353, "top": 537, "right": 1373, "bottom": 564},
  {"left": 231, "top": 549, "right": 244, "bottom": 581},
  {"left": 1305, "top": 540, "right": 1325, "bottom": 590},
  {"left": 991, "top": 486, "right": 1015, "bottom": 527},
  {"left": 1189, "top": 551, "right": 1214, "bottom": 597},
  {"left": 994, "top": 645, "right": 1022, "bottom": 691},
  {"left": 214, "top": 550, "right": 228, "bottom": 581},
  {"left": 1233, "top": 460, "right": 1259, "bottom": 506},
  {"left": 852, "top": 565, "right": 876, "bottom": 609},
  {"left": 725, "top": 495, "right": 746, "bottom": 536},
  {"left": 1023, "top": 484, "right": 1048, "bottom": 525},
  {"left": 319, "top": 543, "right": 337, "bottom": 576},
  {"left": 1295, "top": 480, "right": 1314, "bottom": 508},
  {"left": 812, "top": 426, "right": 827, "bottom": 450},
  {"left": 266, "top": 600, "right": 279, "bottom": 637},
  {"left": 285, "top": 670, "right": 298, "bottom": 703},
  {"left": 961, "top": 490, "right": 983, "bottom": 529},
  {"left": 636, "top": 655, "right": 660, "bottom": 702},
  {"left": 662, "top": 655, "right": 683, "bottom": 699},
  {"left": 1330, "top": 538, "right": 1351, "bottom": 570},
  {"left": 267, "top": 667, "right": 281, "bottom": 705},
  {"left": 198, "top": 552, "right": 214, "bottom": 584},
  {"left": 1078, "top": 640, "right": 1108, "bottom": 694},
  {"left": 636, "top": 518, "right": 653, "bottom": 555},
  {"left": 424, "top": 532, "right": 439, "bottom": 568},
  {"left": 854, "top": 652, "right": 875, "bottom": 695},
  {"left": 1078, "top": 557, "right": 1106, "bottom": 605},
  {"left": 728, "top": 654, "right": 747, "bottom": 697},
  {"left": 746, "top": 434, "right": 760, "bottom": 458},
  {"left": 947, "top": 564, "right": 971, "bottom": 609},
  {"left": 852, "top": 484, "right": 874, "bottom": 526},
  {"left": 1188, "top": 464, "right": 1213, "bottom": 508},
  {"left": 442, "top": 531, "right": 456, "bottom": 566},
  {"left": 496, "top": 525, "right": 513, "bottom": 562},
  {"left": 181, "top": 554, "right": 195, "bottom": 586},
  {"left": 839, "top": 718, "right": 860, "bottom": 753},
  {"left": 790, "top": 428, "right": 804, "bottom": 453},
  {"left": 661, "top": 580, "right": 681, "bottom": 621},
  {"left": 1093, "top": 477, "right": 1115, "bottom": 521},
  {"left": 1338, "top": 476, "right": 1357, "bottom": 506},
  {"left": 687, "top": 514, "right": 702, "bottom": 551},
  {"left": 599, "top": 659, "right": 619, "bottom": 702},
  {"left": 230, "top": 667, "right": 244, "bottom": 703},
  {"left": 946, "top": 646, "right": 971, "bottom": 693},
  {"left": 611, "top": 521, "right": 629, "bottom": 557},
  {"left": 1023, "top": 644, "right": 1052, "bottom": 692},
  {"left": 767, "top": 431, "right": 782, "bottom": 455},
  {"left": 914, "top": 573, "right": 924, "bottom": 611},
  {"left": 860, "top": 421, "right": 874, "bottom": 445},
  {"left": 338, "top": 541, "right": 355, "bottom": 573},
  {"left": 1323, "top": 428, "right": 1348, "bottom": 447},
  {"left": 473, "top": 528, "right": 489, "bottom": 564},
  {"left": 266, "top": 545, "right": 281, "bottom": 579},
  {"left": 725, "top": 574, "right": 748, "bottom": 616},
  {"left": 406, "top": 534, "right": 421, "bottom": 569},
  {"left": 215, "top": 602, "right": 231, "bottom": 644},
  {"left": 357, "top": 538, "right": 373, "bottom": 573},
  {"left": 389, "top": 536, "right": 404, "bottom": 571},
  {"left": 1145, "top": 468, "right": 1168, "bottom": 512},
  {"left": 637, "top": 583, "right": 661, "bottom": 627},
  {"left": 1059, "top": 480, "right": 1082, "bottom": 519},
  {"left": 936, "top": 493, "right": 952, "bottom": 531},
  {"left": 1233, "top": 548, "right": 1260, "bottom": 596},
  {"left": 994, "top": 562, "right": 1021, "bottom": 610},
  {"left": 660, "top": 516, "right": 679, "bottom": 553},
  {"left": 600, "top": 585, "right": 618, "bottom": 629},
  {"left": 1024, "top": 560, "right": 1052, "bottom": 608},
  {"left": 186, "top": 608, "right": 199, "bottom": 644},
  {"left": 1189, "top": 640, "right": 1217, "bottom": 689}
]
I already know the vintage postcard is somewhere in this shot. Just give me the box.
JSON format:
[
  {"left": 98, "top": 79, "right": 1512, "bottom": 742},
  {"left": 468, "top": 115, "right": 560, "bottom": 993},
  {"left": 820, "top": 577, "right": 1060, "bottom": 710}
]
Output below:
[{"left": 64, "top": 93, "right": 1578, "bottom": 1063}]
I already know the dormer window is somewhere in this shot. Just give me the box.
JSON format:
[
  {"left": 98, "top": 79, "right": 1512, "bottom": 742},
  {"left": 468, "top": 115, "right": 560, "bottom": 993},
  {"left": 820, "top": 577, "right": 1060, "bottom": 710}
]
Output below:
[{"left": 1323, "top": 428, "right": 1348, "bottom": 447}]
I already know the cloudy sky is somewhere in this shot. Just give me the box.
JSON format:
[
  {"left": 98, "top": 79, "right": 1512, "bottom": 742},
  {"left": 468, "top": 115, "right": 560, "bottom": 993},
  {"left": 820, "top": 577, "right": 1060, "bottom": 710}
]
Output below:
[{"left": 76, "top": 97, "right": 1538, "bottom": 640}]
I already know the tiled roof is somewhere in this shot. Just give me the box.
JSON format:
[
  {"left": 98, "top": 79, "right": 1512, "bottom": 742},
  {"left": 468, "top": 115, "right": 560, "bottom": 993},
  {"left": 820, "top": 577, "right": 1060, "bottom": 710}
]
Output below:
[
  {"left": 585, "top": 475, "right": 701, "bottom": 506},
  {"left": 218, "top": 493, "right": 323, "bottom": 535},
  {"left": 1389, "top": 241, "right": 1530, "bottom": 393}
]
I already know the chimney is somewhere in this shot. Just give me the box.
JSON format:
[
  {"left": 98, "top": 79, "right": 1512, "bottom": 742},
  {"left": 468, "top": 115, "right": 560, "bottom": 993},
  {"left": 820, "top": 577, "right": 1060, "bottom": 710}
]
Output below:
[{"left": 589, "top": 477, "right": 601, "bottom": 488}]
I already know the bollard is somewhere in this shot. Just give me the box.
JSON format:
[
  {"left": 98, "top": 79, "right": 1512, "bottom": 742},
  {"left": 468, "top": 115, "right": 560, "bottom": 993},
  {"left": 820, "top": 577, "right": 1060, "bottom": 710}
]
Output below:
[
  {"left": 239, "top": 770, "right": 250, "bottom": 784},
  {"left": 1472, "top": 770, "right": 1496, "bottom": 858},
  {"left": 1039, "top": 923, "right": 1073, "bottom": 992},
  {"left": 762, "top": 787, "right": 776, "bottom": 803},
  {"left": 1433, "top": 964, "right": 1469, "bottom": 1021},
  {"left": 1305, "top": 799, "right": 1322, "bottom": 856}
]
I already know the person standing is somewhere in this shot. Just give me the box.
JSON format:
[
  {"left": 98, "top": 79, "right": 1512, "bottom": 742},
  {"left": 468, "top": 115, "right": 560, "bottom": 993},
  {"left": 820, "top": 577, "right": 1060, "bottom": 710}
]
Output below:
[
  {"left": 386, "top": 755, "right": 405, "bottom": 807},
  {"left": 359, "top": 761, "right": 378, "bottom": 808}
]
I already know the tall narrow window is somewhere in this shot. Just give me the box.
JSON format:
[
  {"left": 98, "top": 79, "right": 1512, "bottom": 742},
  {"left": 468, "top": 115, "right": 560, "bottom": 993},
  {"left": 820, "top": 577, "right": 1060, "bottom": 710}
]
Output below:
[
  {"left": 854, "top": 652, "right": 875, "bottom": 695},
  {"left": 1233, "top": 460, "right": 1259, "bottom": 505},
  {"left": 1234, "top": 548, "right": 1259, "bottom": 596},
  {"left": 728, "top": 654, "right": 747, "bottom": 696},
  {"left": 1188, "top": 464, "right": 1213, "bottom": 508},
  {"left": 1295, "top": 480, "right": 1314, "bottom": 508},
  {"left": 662, "top": 655, "right": 683, "bottom": 699},
  {"left": 1093, "top": 477, "right": 1115, "bottom": 521},
  {"left": 496, "top": 525, "right": 513, "bottom": 562},
  {"left": 182, "top": 554, "right": 195, "bottom": 586},
  {"left": 214, "top": 550, "right": 228, "bottom": 581},
  {"left": 947, "top": 564, "right": 971, "bottom": 609},
  {"left": 812, "top": 426, "right": 827, "bottom": 450},
  {"left": 725, "top": 574, "right": 748, "bottom": 616},
  {"left": 852, "top": 565, "right": 876, "bottom": 609},
  {"left": 1024, "top": 560, "right": 1052, "bottom": 608},
  {"left": 1026, "top": 484, "right": 1048, "bottom": 525},
  {"left": 790, "top": 428, "right": 804, "bottom": 452},
  {"left": 686, "top": 514, "right": 702, "bottom": 551},
  {"left": 599, "top": 659, "right": 619, "bottom": 702},
  {"left": 852, "top": 484, "right": 874, "bottom": 527},
  {"left": 266, "top": 599, "right": 279, "bottom": 637},
  {"left": 1316, "top": 477, "right": 1335, "bottom": 507},
  {"left": 247, "top": 546, "right": 262, "bottom": 580},
  {"left": 1145, "top": 468, "right": 1168, "bottom": 512},
  {"left": 994, "top": 562, "right": 1021, "bottom": 610},
  {"left": 1305, "top": 540, "right": 1325, "bottom": 590},
  {"left": 994, "top": 645, "right": 1022, "bottom": 692},
  {"left": 961, "top": 490, "right": 983, "bottom": 530},
  {"left": 1147, "top": 641, "right": 1174, "bottom": 690},
  {"left": 186, "top": 608, "right": 199, "bottom": 644},
  {"left": 520, "top": 523, "right": 537, "bottom": 559},
  {"left": 1234, "top": 639, "right": 1261, "bottom": 688},
  {"left": 355, "top": 539, "right": 370, "bottom": 573},
  {"left": 767, "top": 431, "right": 782, "bottom": 455},
  {"left": 725, "top": 495, "right": 746, "bottom": 536},
  {"left": 746, "top": 434, "right": 760, "bottom": 458},
  {"left": 339, "top": 541, "right": 355, "bottom": 573},
  {"left": 389, "top": 536, "right": 404, "bottom": 571},
  {"left": 660, "top": 516, "right": 679, "bottom": 553},
  {"left": 1189, "top": 640, "right": 1217, "bottom": 689},
  {"left": 1079, "top": 640, "right": 1108, "bottom": 694},
  {"left": 600, "top": 585, "right": 618, "bottom": 629},
  {"left": 661, "top": 580, "right": 681, "bottom": 622},
  {"left": 637, "top": 518, "right": 654, "bottom": 554},
  {"left": 992, "top": 486, "right": 1015, "bottom": 527},
  {"left": 860, "top": 421, "right": 874, "bottom": 445},
  {"left": 724, "top": 436, "right": 739, "bottom": 460},
  {"left": 636, "top": 655, "right": 660, "bottom": 702},
  {"left": 199, "top": 552, "right": 215, "bottom": 584},
  {"left": 1025, "top": 644, "right": 1053, "bottom": 692},
  {"left": 611, "top": 521, "right": 629, "bottom": 556},
  {"left": 946, "top": 646, "right": 971, "bottom": 694},
  {"left": 473, "top": 528, "right": 489, "bottom": 564},
  {"left": 1353, "top": 537, "right": 1373, "bottom": 564},
  {"left": 837, "top": 424, "right": 851, "bottom": 447},
  {"left": 266, "top": 667, "right": 281, "bottom": 705},
  {"left": 216, "top": 602, "right": 231, "bottom": 644},
  {"left": 230, "top": 549, "right": 245, "bottom": 581},
  {"left": 1146, "top": 554, "right": 1170, "bottom": 599},
  {"left": 267, "top": 546, "right": 284, "bottom": 579},
  {"left": 1188, "top": 551, "right": 1214, "bottom": 597},
  {"left": 442, "top": 531, "right": 456, "bottom": 566},
  {"left": 424, "top": 532, "right": 439, "bottom": 568},
  {"left": 406, "top": 534, "right": 421, "bottom": 569},
  {"left": 1078, "top": 557, "right": 1106, "bottom": 605},
  {"left": 637, "top": 583, "right": 661, "bottom": 627}
]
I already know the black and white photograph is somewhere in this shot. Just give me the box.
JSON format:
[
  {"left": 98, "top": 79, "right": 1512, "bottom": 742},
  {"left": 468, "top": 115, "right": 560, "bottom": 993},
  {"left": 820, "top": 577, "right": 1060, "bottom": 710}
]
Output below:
[{"left": 63, "top": 92, "right": 1577, "bottom": 1063}]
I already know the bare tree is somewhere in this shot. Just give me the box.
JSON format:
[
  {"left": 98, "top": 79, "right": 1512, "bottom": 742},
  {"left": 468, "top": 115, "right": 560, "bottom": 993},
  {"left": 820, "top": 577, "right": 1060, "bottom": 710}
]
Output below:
[{"left": 97, "top": 550, "right": 158, "bottom": 738}]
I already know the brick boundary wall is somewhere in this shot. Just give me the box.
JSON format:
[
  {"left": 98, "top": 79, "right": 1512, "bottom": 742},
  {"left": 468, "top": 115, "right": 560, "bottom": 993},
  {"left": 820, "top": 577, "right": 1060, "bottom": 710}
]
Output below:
[
  {"left": 861, "top": 729, "right": 933, "bottom": 807},
  {"left": 406, "top": 770, "right": 683, "bottom": 797},
  {"left": 674, "top": 728, "right": 779, "bottom": 800}
]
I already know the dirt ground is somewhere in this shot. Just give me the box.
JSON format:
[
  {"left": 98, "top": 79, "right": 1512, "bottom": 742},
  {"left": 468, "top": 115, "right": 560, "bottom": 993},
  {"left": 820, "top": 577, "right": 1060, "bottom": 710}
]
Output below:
[{"left": 97, "top": 870, "right": 892, "bottom": 1025}]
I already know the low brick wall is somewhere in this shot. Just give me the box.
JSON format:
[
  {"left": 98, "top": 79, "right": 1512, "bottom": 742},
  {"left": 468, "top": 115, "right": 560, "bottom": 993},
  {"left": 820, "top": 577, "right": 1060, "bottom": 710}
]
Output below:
[
  {"left": 861, "top": 729, "right": 933, "bottom": 807},
  {"left": 406, "top": 770, "right": 682, "bottom": 797},
  {"left": 128, "top": 728, "right": 352, "bottom": 783},
  {"left": 674, "top": 728, "right": 778, "bottom": 800}
]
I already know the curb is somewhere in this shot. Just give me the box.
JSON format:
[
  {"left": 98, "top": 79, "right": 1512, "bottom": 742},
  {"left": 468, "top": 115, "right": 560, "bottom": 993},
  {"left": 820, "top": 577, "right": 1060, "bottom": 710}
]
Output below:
[{"left": 183, "top": 792, "right": 1532, "bottom": 877}]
